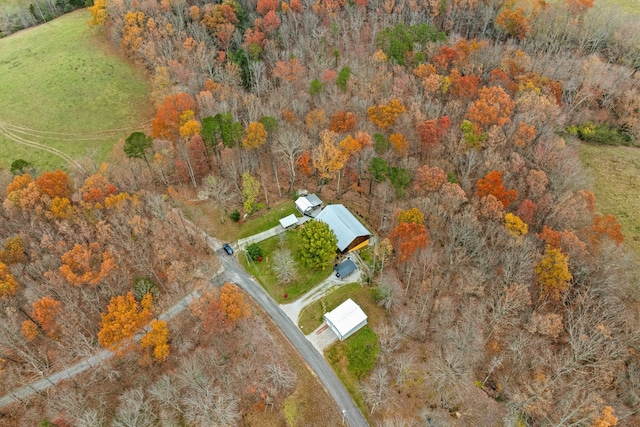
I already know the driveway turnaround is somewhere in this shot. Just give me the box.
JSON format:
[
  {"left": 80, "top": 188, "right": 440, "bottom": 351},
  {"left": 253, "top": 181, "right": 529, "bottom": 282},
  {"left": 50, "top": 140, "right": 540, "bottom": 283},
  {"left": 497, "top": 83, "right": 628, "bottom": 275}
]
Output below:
[{"left": 218, "top": 251, "right": 369, "bottom": 427}]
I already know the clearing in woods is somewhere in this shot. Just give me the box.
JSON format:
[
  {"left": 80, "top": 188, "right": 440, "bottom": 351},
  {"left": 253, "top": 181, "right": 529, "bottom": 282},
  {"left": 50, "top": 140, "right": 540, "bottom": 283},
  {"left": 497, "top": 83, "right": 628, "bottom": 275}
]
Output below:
[{"left": 0, "top": 9, "right": 151, "bottom": 171}]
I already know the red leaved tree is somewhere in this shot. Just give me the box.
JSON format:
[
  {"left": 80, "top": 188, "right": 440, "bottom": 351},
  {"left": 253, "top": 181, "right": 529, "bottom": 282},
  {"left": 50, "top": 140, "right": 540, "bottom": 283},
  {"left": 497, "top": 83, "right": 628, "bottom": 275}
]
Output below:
[{"left": 389, "top": 208, "right": 429, "bottom": 263}]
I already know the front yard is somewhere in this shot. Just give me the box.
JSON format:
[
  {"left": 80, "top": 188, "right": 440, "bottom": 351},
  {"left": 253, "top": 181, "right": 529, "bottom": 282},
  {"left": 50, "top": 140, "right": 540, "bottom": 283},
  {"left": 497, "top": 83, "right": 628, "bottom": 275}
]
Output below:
[{"left": 239, "top": 230, "right": 333, "bottom": 303}]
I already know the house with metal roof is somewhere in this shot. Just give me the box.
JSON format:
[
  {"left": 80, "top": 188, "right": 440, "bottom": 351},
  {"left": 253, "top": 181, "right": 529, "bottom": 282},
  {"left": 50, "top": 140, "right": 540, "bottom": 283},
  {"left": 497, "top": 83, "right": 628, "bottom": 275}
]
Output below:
[
  {"left": 316, "top": 204, "right": 371, "bottom": 253},
  {"left": 324, "top": 298, "right": 367, "bottom": 341}
]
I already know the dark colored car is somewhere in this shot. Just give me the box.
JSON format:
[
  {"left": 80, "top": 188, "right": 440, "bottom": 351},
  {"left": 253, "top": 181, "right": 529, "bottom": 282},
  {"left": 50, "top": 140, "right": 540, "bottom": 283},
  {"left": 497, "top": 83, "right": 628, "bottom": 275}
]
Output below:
[{"left": 222, "top": 243, "right": 234, "bottom": 255}]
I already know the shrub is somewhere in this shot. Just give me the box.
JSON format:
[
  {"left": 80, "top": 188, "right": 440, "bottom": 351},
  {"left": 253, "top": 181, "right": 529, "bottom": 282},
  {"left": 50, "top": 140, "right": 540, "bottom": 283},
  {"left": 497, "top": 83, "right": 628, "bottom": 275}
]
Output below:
[
  {"left": 569, "top": 122, "right": 633, "bottom": 146},
  {"left": 246, "top": 243, "right": 263, "bottom": 261},
  {"left": 345, "top": 327, "right": 380, "bottom": 379},
  {"left": 229, "top": 209, "right": 241, "bottom": 222},
  {"left": 134, "top": 277, "right": 158, "bottom": 301},
  {"left": 310, "top": 79, "right": 323, "bottom": 96}
]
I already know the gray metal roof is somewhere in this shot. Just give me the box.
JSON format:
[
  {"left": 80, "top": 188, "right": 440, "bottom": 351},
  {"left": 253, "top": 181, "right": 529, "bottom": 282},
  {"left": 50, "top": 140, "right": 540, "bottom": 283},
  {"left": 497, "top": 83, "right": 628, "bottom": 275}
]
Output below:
[
  {"left": 306, "top": 193, "right": 322, "bottom": 206},
  {"left": 316, "top": 204, "right": 370, "bottom": 252},
  {"left": 334, "top": 259, "right": 357, "bottom": 277}
]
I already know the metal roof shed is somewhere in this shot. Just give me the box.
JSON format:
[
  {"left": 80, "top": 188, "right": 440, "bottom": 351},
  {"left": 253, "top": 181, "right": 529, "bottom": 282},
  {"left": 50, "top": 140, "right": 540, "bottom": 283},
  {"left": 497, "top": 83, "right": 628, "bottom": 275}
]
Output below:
[
  {"left": 334, "top": 259, "right": 357, "bottom": 278},
  {"left": 279, "top": 214, "right": 298, "bottom": 229},
  {"left": 324, "top": 298, "right": 367, "bottom": 341}
]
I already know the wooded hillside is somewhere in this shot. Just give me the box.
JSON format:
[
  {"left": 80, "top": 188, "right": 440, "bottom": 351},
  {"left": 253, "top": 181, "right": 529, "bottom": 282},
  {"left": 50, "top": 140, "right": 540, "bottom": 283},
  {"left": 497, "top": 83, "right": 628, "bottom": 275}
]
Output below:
[{"left": 3, "top": 0, "right": 640, "bottom": 424}]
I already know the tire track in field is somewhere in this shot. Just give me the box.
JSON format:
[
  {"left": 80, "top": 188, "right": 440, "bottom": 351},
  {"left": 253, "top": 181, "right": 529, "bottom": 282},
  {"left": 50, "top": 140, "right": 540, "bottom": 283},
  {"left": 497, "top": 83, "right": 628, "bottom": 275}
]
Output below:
[{"left": 0, "top": 122, "right": 84, "bottom": 171}]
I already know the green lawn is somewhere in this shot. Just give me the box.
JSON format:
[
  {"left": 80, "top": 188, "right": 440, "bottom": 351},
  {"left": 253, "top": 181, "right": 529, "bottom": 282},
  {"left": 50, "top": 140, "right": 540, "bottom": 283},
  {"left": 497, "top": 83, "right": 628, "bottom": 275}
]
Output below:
[
  {"left": 0, "top": 10, "right": 151, "bottom": 171},
  {"left": 237, "top": 200, "right": 298, "bottom": 239},
  {"left": 298, "top": 283, "right": 378, "bottom": 331},
  {"left": 579, "top": 143, "right": 640, "bottom": 260},
  {"left": 239, "top": 230, "right": 333, "bottom": 303}
]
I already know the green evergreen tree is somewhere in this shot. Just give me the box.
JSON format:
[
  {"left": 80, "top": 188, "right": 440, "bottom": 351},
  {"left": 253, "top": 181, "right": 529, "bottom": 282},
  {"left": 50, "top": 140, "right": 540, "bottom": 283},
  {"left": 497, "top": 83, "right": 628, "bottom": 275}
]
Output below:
[{"left": 299, "top": 220, "right": 338, "bottom": 269}]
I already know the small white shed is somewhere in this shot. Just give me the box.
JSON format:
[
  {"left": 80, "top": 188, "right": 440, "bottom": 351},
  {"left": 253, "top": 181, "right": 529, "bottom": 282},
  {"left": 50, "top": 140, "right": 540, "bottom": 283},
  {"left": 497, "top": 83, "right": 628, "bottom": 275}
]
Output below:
[
  {"left": 279, "top": 214, "right": 298, "bottom": 229},
  {"left": 324, "top": 298, "right": 367, "bottom": 341},
  {"left": 295, "top": 194, "right": 322, "bottom": 216}
]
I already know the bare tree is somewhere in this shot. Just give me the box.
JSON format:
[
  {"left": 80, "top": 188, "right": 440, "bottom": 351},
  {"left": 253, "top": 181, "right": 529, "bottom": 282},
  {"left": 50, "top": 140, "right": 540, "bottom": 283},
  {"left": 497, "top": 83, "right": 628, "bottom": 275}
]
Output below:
[
  {"left": 199, "top": 175, "right": 238, "bottom": 223},
  {"left": 112, "top": 388, "right": 155, "bottom": 427},
  {"left": 265, "top": 362, "right": 297, "bottom": 394},
  {"left": 272, "top": 127, "right": 309, "bottom": 193},
  {"left": 181, "top": 386, "right": 240, "bottom": 426},
  {"left": 272, "top": 249, "right": 296, "bottom": 283}
]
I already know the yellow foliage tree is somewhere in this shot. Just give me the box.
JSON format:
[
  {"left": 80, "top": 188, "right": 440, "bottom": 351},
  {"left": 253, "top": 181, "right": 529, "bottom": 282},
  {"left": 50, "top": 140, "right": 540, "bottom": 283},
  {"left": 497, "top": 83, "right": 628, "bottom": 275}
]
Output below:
[
  {"left": 505, "top": 213, "right": 528, "bottom": 238},
  {"left": 367, "top": 99, "right": 406, "bottom": 130},
  {"left": 389, "top": 133, "right": 409, "bottom": 156},
  {"left": 0, "top": 236, "right": 26, "bottom": 264},
  {"left": 50, "top": 196, "right": 72, "bottom": 219},
  {"left": 0, "top": 262, "right": 18, "bottom": 298},
  {"left": 88, "top": 0, "right": 107, "bottom": 25},
  {"left": 98, "top": 292, "right": 153, "bottom": 352},
  {"left": 21, "top": 320, "right": 39, "bottom": 341},
  {"left": 140, "top": 319, "right": 170, "bottom": 364},
  {"left": 242, "top": 121, "right": 268, "bottom": 150},
  {"left": 535, "top": 245, "right": 572, "bottom": 300},
  {"left": 312, "top": 130, "right": 347, "bottom": 179}
]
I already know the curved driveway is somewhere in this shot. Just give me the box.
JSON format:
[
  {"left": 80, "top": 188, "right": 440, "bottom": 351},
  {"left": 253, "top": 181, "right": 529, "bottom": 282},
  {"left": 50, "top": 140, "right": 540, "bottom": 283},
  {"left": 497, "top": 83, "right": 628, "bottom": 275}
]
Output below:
[{"left": 218, "top": 251, "right": 369, "bottom": 427}]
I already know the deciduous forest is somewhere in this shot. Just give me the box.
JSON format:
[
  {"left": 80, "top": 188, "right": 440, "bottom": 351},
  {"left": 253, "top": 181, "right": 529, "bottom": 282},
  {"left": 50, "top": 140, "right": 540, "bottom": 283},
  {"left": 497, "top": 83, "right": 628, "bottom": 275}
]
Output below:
[{"left": 1, "top": 0, "right": 640, "bottom": 424}]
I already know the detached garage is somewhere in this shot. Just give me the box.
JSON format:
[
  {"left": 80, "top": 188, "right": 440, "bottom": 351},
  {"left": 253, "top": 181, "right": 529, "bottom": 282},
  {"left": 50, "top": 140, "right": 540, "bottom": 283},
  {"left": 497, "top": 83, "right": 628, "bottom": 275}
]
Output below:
[{"left": 324, "top": 298, "right": 367, "bottom": 341}]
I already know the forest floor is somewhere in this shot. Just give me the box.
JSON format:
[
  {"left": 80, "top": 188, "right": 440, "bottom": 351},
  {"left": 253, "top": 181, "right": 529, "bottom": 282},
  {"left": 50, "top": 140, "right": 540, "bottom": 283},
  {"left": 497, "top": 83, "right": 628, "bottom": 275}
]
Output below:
[
  {"left": 579, "top": 142, "right": 640, "bottom": 260},
  {"left": 0, "top": 9, "right": 151, "bottom": 171}
]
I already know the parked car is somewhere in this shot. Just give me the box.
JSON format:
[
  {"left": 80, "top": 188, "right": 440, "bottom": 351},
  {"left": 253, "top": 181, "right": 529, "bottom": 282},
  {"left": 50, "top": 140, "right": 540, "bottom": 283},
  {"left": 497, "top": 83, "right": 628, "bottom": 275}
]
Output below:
[{"left": 222, "top": 243, "right": 234, "bottom": 255}]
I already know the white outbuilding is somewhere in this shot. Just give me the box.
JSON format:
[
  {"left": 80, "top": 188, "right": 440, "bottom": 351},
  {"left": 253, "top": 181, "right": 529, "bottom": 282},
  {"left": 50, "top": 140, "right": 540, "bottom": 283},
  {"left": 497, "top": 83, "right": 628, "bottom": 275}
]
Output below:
[
  {"left": 295, "top": 193, "right": 323, "bottom": 216},
  {"left": 279, "top": 214, "right": 298, "bottom": 229},
  {"left": 323, "top": 298, "right": 367, "bottom": 341}
]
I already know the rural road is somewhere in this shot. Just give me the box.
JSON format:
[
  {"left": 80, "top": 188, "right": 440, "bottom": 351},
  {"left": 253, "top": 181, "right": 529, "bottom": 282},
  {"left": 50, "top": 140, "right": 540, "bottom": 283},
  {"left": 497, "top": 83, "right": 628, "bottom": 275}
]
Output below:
[{"left": 218, "top": 250, "right": 370, "bottom": 427}]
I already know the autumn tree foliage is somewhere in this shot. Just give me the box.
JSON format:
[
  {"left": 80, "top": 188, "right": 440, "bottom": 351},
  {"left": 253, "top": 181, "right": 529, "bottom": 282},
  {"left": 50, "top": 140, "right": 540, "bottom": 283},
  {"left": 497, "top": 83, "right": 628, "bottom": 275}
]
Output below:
[
  {"left": 299, "top": 220, "right": 338, "bottom": 269},
  {"left": 242, "top": 121, "right": 268, "bottom": 150},
  {"left": 592, "top": 406, "right": 618, "bottom": 427},
  {"left": 0, "top": 236, "right": 26, "bottom": 264},
  {"left": 59, "top": 242, "right": 116, "bottom": 287},
  {"left": 417, "top": 116, "right": 451, "bottom": 152},
  {"left": 516, "top": 199, "right": 537, "bottom": 224},
  {"left": 414, "top": 165, "right": 446, "bottom": 194},
  {"left": 585, "top": 214, "right": 624, "bottom": 247},
  {"left": 151, "top": 93, "right": 197, "bottom": 140},
  {"left": 535, "top": 245, "right": 572, "bottom": 300},
  {"left": 367, "top": 99, "right": 406, "bottom": 130},
  {"left": 272, "top": 57, "right": 306, "bottom": 83},
  {"left": 140, "top": 319, "right": 170, "bottom": 364},
  {"left": 466, "top": 86, "right": 515, "bottom": 132},
  {"left": 80, "top": 172, "right": 119, "bottom": 207},
  {"left": 388, "top": 208, "right": 428, "bottom": 263},
  {"left": 312, "top": 130, "right": 347, "bottom": 180},
  {"left": 36, "top": 170, "right": 71, "bottom": 199},
  {"left": 389, "top": 133, "right": 409, "bottom": 156},
  {"left": 0, "top": 262, "right": 18, "bottom": 298},
  {"left": 22, "top": 296, "right": 62, "bottom": 340},
  {"left": 98, "top": 292, "right": 153, "bottom": 351},
  {"left": 495, "top": 6, "right": 531, "bottom": 40},
  {"left": 504, "top": 213, "right": 528, "bottom": 237},
  {"left": 328, "top": 111, "right": 358, "bottom": 134},
  {"left": 219, "top": 282, "right": 251, "bottom": 326},
  {"left": 476, "top": 170, "right": 517, "bottom": 208}
]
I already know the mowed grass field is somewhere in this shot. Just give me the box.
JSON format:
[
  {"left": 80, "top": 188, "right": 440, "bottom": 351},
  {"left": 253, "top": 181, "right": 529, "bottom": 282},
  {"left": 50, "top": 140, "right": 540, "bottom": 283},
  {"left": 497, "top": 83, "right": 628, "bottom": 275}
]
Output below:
[
  {"left": 0, "top": 10, "right": 151, "bottom": 171},
  {"left": 579, "top": 143, "right": 640, "bottom": 260}
]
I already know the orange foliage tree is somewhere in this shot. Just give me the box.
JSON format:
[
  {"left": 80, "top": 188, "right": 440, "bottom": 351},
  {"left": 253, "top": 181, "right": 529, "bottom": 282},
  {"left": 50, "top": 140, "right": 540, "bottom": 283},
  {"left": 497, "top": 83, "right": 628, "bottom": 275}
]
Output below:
[
  {"left": 59, "top": 242, "right": 116, "bottom": 287},
  {"left": 273, "top": 57, "right": 306, "bottom": 83},
  {"left": 583, "top": 214, "right": 624, "bottom": 248},
  {"left": 36, "top": 170, "right": 72, "bottom": 199},
  {"left": 495, "top": 7, "right": 531, "bottom": 40},
  {"left": 367, "top": 99, "right": 406, "bottom": 131},
  {"left": 328, "top": 111, "right": 358, "bottom": 134},
  {"left": 140, "top": 319, "right": 170, "bottom": 364},
  {"left": 22, "top": 296, "right": 62, "bottom": 340},
  {"left": 466, "top": 86, "right": 515, "bottom": 132},
  {"left": 80, "top": 172, "right": 119, "bottom": 207},
  {"left": 98, "top": 292, "right": 153, "bottom": 351},
  {"left": 476, "top": 170, "right": 517, "bottom": 208},
  {"left": 0, "top": 262, "right": 18, "bottom": 299},
  {"left": 151, "top": 92, "right": 197, "bottom": 140},
  {"left": 219, "top": 282, "right": 251, "bottom": 326},
  {"left": 389, "top": 208, "right": 429, "bottom": 263}
]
